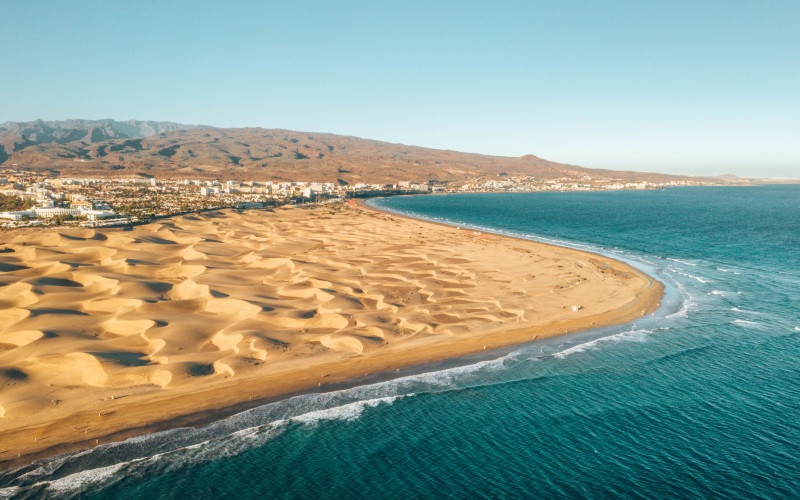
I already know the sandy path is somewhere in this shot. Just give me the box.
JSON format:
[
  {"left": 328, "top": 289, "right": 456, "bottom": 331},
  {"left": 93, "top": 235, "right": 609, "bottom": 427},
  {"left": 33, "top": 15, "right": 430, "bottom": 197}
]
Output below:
[{"left": 0, "top": 203, "right": 662, "bottom": 467}]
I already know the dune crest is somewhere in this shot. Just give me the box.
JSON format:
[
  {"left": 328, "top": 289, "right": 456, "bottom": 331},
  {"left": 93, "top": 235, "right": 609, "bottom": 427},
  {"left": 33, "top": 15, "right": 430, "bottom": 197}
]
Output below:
[
  {"left": 0, "top": 308, "right": 31, "bottom": 330},
  {"left": 22, "top": 353, "right": 109, "bottom": 387},
  {"left": 317, "top": 334, "right": 364, "bottom": 355},
  {"left": 0, "top": 330, "right": 43, "bottom": 349},
  {"left": 170, "top": 279, "right": 210, "bottom": 300},
  {"left": 104, "top": 318, "right": 156, "bottom": 337},
  {"left": 0, "top": 283, "right": 38, "bottom": 308},
  {"left": 83, "top": 298, "right": 143, "bottom": 314},
  {"left": 150, "top": 369, "right": 172, "bottom": 388},
  {"left": 0, "top": 204, "right": 661, "bottom": 464}
]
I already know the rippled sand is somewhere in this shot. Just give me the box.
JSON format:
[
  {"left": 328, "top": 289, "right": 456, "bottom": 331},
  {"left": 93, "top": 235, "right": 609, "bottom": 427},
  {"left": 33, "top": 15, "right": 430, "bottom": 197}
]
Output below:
[{"left": 0, "top": 203, "right": 661, "bottom": 465}]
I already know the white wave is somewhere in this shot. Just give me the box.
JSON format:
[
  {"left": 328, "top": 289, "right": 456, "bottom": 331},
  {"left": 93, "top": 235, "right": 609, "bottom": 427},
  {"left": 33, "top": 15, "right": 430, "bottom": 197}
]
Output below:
[
  {"left": 292, "top": 396, "right": 400, "bottom": 425},
  {"left": 667, "top": 257, "right": 697, "bottom": 266},
  {"left": 553, "top": 328, "right": 651, "bottom": 358},
  {"left": 663, "top": 273, "right": 697, "bottom": 319},
  {"left": 13, "top": 445, "right": 100, "bottom": 486},
  {"left": 710, "top": 290, "right": 726, "bottom": 296},
  {"left": 9, "top": 199, "right": 690, "bottom": 494},
  {"left": 794, "top": 327, "right": 800, "bottom": 332},
  {"left": 730, "top": 307, "right": 764, "bottom": 316},
  {"left": 2, "top": 348, "right": 527, "bottom": 495},
  {"left": 0, "top": 486, "right": 21, "bottom": 499},
  {"left": 26, "top": 462, "right": 127, "bottom": 497},
  {"left": 401, "top": 352, "right": 519, "bottom": 385},
  {"left": 687, "top": 274, "right": 710, "bottom": 284},
  {"left": 9, "top": 397, "right": 403, "bottom": 497},
  {"left": 666, "top": 304, "right": 689, "bottom": 319},
  {"left": 732, "top": 319, "right": 761, "bottom": 328},
  {"left": 174, "top": 420, "right": 291, "bottom": 463}
]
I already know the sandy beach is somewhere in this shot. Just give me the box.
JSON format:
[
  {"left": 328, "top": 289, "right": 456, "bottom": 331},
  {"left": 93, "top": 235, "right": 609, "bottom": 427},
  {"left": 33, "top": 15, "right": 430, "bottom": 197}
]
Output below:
[{"left": 0, "top": 202, "right": 662, "bottom": 467}]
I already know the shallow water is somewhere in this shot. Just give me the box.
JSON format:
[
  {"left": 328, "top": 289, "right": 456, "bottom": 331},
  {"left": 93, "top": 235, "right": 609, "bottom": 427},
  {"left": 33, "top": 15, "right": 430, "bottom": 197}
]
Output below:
[{"left": 2, "top": 186, "right": 799, "bottom": 499}]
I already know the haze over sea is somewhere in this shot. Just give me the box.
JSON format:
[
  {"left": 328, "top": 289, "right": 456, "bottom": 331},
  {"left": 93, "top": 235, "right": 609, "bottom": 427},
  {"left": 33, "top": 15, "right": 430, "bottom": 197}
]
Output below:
[{"left": 2, "top": 185, "right": 798, "bottom": 499}]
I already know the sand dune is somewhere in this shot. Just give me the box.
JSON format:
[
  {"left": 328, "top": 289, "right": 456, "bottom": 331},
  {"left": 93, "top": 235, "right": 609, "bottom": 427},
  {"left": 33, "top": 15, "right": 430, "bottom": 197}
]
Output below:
[
  {"left": 0, "top": 330, "right": 43, "bottom": 349},
  {"left": 0, "top": 203, "right": 661, "bottom": 466}
]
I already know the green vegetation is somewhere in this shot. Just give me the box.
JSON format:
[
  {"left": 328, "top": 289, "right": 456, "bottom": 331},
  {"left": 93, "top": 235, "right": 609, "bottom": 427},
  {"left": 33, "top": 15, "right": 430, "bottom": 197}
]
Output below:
[
  {"left": 50, "top": 214, "right": 84, "bottom": 225},
  {"left": 0, "top": 193, "right": 34, "bottom": 212}
]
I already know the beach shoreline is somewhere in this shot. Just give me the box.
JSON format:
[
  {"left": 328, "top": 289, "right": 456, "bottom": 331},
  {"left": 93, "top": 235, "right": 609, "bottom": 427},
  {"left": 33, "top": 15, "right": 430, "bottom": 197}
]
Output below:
[{"left": 0, "top": 200, "right": 663, "bottom": 471}]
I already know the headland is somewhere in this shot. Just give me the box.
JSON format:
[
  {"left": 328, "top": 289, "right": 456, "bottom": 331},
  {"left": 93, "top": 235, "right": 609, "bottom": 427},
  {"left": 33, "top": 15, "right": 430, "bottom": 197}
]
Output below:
[{"left": 0, "top": 201, "right": 662, "bottom": 468}]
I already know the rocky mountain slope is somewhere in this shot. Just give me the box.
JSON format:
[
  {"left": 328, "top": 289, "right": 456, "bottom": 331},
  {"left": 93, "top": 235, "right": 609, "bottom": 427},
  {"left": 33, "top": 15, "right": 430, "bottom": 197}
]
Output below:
[{"left": 0, "top": 119, "right": 708, "bottom": 183}]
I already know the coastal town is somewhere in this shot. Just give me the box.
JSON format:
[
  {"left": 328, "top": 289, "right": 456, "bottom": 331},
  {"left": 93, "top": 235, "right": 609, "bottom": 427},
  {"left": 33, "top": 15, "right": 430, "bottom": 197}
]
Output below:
[{"left": 0, "top": 168, "right": 713, "bottom": 228}]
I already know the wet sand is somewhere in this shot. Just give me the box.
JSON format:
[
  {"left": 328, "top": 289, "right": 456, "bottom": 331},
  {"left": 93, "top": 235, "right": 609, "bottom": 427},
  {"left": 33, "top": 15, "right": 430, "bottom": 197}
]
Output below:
[{"left": 0, "top": 202, "right": 662, "bottom": 467}]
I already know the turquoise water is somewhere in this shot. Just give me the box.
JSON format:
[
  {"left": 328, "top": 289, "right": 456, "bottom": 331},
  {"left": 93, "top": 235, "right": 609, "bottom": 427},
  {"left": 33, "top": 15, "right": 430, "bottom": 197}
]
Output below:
[{"left": 2, "top": 186, "right": 799, "bottom": 498}]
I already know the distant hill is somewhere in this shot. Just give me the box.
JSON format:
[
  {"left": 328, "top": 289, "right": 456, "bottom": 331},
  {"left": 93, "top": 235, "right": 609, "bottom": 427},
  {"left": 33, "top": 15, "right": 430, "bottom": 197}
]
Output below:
[
  {"left": 0, "top": 119, "right": 209, "bottom": 156},
  {"left": 0, "top": 119, "right": 715, "bottom": 184}
]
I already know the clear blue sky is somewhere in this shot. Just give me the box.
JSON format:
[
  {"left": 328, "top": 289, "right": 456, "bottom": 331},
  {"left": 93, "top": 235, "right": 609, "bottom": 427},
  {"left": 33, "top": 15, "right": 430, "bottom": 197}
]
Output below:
[{"left": 2, "top": 1, "right": 799, "bottom": 178}]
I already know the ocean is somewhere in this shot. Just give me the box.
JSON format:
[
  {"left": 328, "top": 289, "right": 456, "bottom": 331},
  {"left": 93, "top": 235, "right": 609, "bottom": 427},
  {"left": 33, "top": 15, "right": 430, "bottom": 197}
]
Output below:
[{"left": 2, "top": 185, "right": 799, "bottom": 499}]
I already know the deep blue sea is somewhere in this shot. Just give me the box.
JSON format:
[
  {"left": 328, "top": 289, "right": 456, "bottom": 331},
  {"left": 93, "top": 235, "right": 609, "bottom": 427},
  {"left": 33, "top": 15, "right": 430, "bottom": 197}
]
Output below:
[{"left": 2, "top": 186, "right": 799, "bottom": 499}]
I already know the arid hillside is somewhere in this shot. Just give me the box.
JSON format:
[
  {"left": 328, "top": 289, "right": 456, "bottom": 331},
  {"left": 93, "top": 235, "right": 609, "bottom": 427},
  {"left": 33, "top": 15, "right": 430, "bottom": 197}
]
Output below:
[{"left": 1, "top": 120, "right": 707, "bottom": 184}]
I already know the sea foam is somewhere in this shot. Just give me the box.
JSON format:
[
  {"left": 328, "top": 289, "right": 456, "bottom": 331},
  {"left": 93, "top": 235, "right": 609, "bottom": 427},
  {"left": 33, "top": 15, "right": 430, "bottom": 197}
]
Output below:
[
  {"left": 0, "top": 346, "right": 528, "bottom": 496},
  {"left": 553, "top": 328, "right": 652, "bottom": 358},
  {"left": 732, "top": 319, "right": 762, "bottom": 328}
]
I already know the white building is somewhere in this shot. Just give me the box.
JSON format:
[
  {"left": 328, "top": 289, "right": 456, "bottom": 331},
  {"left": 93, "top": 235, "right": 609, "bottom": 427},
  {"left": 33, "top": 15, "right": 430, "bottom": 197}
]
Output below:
[
  {"left": 0, "top": 202, "right": 118, "bottom": 222},
  {"left": 84, "top": 210, "right": 117, "bottom": 221},
  {"left": 0, "top": 210, "right": 34, "bottom": 221},
  {"left": 33, "top": 207, "right": 82, "bottom": 218}
]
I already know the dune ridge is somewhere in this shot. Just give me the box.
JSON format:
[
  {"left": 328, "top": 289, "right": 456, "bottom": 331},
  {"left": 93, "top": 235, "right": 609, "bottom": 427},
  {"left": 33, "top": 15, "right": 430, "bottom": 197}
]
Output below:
[{"left": 0, "top": 203, "right": 661, "bottom": 466}]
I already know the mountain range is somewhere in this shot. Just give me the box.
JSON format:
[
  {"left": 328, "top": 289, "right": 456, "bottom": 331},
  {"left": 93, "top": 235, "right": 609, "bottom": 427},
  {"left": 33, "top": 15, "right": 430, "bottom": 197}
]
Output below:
[{"left": 0, "top": 119, "right": 720, "bottom": 184}]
